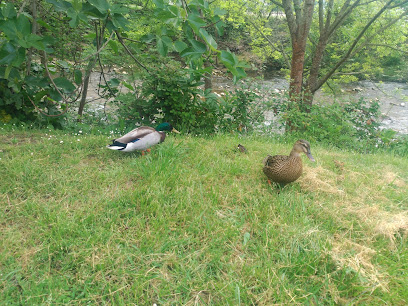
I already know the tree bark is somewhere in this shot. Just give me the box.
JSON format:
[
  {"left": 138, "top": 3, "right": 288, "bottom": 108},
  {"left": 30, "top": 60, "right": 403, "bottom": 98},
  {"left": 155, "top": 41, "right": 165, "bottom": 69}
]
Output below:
[
  {"left": 204, "top": 59, "right": 212, "bottom": 91},
  {"left": 282, "top": 0, "right": 315, "bottom": 102},
  {"left": 77, "top": 57, "right": 97, "bottom": 118}
]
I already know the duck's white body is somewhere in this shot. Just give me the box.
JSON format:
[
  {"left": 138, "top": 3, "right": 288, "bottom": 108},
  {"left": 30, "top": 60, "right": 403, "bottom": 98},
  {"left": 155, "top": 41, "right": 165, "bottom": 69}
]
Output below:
[{"left": 107, "top": 126, "right": 166, "bottom": 152}]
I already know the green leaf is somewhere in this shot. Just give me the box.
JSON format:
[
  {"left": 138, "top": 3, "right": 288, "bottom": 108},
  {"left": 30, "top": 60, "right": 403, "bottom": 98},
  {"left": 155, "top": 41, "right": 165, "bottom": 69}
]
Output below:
[
  {"left": 26, "top": 34, "right": 46, "bottom": 50},
  {"left": 2, "top": 3, "right": 17, "bottom": 19},
  {"left": 141, "top": 34, "right": 155, "bottom": 43},
  {"left": 71, "top": 0, "right": 82, "bottom": 11},
  {"left": 220, "top": 50, "right": 236, "bottom": 67},
  {"left": 88, "top": 0, "right": 110, "bottom": 14},
  {"left": 45, "top": 0, "right": 72, "bottom": 12},
  {"left": 187, "top": 14, "right": 206, "bottom": 34},
  {"left": 108, "top": 40, "right": 118, "bottom": 53},
  {"left": 157, "top": 37, "right": 168, "bottom": 56},
  {"left": 67, "top": 8, "right": 80, "bottom": 28},
  {"left": 189, "top": 39, "right": 207, "bottom": 53},
  {"left": 213, "top": 16, "right": 225, "bottom": 36},
  {"left": 108, "top": 78, "right": 120, "bottom": 87},
  {"left": 110, "top": 5, "right": 128, "bottom": 15},
  {"left": 111, "top": 14, "right": 129, "bottom": 30},
  {"left": 180, "top": 47, "right": 203, "bottom": 60},
  {"left": 17, "top": 15, "right": 31, "bottom": 36},
  {"left": 0, "top": 43, "right": 17, "bottom": 65},
  {"left": 5, "top": 65, "right": 13, "bottom": 80},
  {"left": 74, "top": 70, "right": 83, "bottom": 85},
  {"left": 153, "top": 0, "right": 165, "bottom": 9},
  {"left": 174, "top": 40, "right": 188, "bottom": 52},
  {"left": 199, "top": 28, "right": 217, "bottom": 51},
  {"left": 0, "top": 18, "right": 19, "bottom": 40},
  {"left": 168, "top": 5, "right": 180, "bottom": 18},
  {"left": 161, "top": 36, "right": 173, "bottom": 47},
  {"left": 122, "top": 81, "right": 134, "bottom": 91},
  {"left": 213, "top": 7, "right": 227, "bottom": 16},
  {"left": 53, "top": 77, "right": 76, "bottom": 93}
]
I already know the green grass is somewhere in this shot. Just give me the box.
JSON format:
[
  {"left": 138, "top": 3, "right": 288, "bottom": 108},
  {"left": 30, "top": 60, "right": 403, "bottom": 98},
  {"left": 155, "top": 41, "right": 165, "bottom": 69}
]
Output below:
[{"left": 1, "top": 129, "right": 407, "bottom": 304}]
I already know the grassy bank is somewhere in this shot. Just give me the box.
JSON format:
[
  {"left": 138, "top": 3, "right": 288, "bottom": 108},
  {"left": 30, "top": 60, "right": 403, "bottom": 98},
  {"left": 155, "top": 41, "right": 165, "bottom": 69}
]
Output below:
[{"left": 1, "top": 129, "right": 407, "bottom": 304}]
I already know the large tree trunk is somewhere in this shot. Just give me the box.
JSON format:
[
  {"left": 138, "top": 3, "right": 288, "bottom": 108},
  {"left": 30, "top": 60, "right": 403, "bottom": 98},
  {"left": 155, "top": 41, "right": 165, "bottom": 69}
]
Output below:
[
  {"left": 282, "top": 0, "right": 315, "bottom": 105},
  {"left": 289, "top": 42, "right": 306, "bottom": 100}
]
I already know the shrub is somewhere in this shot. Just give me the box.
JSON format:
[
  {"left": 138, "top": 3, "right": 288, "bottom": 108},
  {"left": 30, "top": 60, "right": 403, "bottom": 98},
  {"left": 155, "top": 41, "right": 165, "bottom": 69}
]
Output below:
[
  {"left": 114, "top": 66, "right": 258, "bottom": 134},
  {"left": 269, "top": 92, "right": 396, "bottom": 152}
]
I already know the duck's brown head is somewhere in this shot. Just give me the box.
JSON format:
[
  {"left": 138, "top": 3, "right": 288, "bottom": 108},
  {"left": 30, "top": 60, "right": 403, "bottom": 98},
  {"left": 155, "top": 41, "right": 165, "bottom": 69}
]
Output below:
[{"left": 292, "top": 139, "right": 315, "bottom": 162}]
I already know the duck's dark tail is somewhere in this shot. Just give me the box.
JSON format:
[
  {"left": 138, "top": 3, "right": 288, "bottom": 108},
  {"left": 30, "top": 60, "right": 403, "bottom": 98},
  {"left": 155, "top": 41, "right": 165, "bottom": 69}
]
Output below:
[{"left": 107, "top": 140, "right": 126, "bottom": 150}]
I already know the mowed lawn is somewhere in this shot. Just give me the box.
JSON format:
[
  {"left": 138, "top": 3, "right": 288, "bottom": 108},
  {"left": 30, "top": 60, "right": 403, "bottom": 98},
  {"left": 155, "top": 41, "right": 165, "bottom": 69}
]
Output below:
[{"left": 1, "top": 129, "right": 407, "bottom": 304}]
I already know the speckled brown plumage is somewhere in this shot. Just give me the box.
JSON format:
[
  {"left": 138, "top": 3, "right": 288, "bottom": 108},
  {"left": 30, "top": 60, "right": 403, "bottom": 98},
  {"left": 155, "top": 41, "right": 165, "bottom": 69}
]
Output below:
[{"left": 263, "top": 140, "right": 315, "bottom": 185}]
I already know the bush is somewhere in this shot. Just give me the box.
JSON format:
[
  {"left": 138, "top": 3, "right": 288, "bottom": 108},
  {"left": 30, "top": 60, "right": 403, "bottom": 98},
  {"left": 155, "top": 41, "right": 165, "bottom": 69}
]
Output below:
[
  {"left": 114, "top": 66, "right": 258, "bottom": 134},
  {"left": 269, "top": 92, "right": 399, "bottom": 152}
]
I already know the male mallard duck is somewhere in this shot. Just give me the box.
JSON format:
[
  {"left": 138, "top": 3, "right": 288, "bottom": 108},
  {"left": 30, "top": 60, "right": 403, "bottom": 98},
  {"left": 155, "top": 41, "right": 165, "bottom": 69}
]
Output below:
[
  {"left": 107, "top": 122, "right": 179, "bottom": 153},
  {"left": 263, "top": 139, "right": 315, "bottom": 186}
]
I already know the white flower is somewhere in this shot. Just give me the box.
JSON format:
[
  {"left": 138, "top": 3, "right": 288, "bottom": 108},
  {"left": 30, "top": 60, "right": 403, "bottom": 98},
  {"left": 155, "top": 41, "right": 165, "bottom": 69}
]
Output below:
[
  {"left": 60, "top": 141, "right": 63, "bottom": 144},
  {"left": 77, "top": 139, "right": 80, "bottom": 141},
  {"left": 79, "top": 130, "right": 82, "bottom": 133}
]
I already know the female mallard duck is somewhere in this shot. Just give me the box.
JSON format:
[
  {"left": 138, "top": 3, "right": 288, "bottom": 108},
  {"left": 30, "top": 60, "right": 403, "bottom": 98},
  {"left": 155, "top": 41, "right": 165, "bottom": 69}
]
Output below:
[
  {"left": 107, "top": 122, "right": 179, "bottom": 153},
  {"left": 263, "top": 139, "right": 315, "bottom": 186}
]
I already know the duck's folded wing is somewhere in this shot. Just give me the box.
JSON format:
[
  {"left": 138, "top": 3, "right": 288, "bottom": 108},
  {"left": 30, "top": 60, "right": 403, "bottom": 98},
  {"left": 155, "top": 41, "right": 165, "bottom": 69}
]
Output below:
[
  {"left": 115, "top": 126, "right": 156, "bottom": 144},
  {"left": 263, "top": 155, "right": 287, "bottom": 167}
]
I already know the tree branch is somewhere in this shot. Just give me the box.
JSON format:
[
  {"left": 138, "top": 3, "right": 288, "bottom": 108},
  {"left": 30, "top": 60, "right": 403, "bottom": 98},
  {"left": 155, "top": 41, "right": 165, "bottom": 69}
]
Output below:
[
  {"left": 247, "top": 18, "right": 291, "bottom": 69},
  {"left": 270, "top": 0, "right": 283, "bottom": 8},
  {"left": 367, "top": 43, "right": 408, "bottom": 55},
  {"left": 315, "top": 0, "right": 400, "bottom": 91},
  {"left": 115, "top": 31, "right": 149, "bottom": 72},
  {"left": 281, "top": 0, "right": 297, "bottom": 41}
]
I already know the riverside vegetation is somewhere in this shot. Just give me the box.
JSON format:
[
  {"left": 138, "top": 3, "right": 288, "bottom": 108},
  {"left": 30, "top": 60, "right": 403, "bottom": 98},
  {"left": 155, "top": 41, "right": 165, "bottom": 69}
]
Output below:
[{"left": 1, "top": 126, "right": 407, "bottom": 304}]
